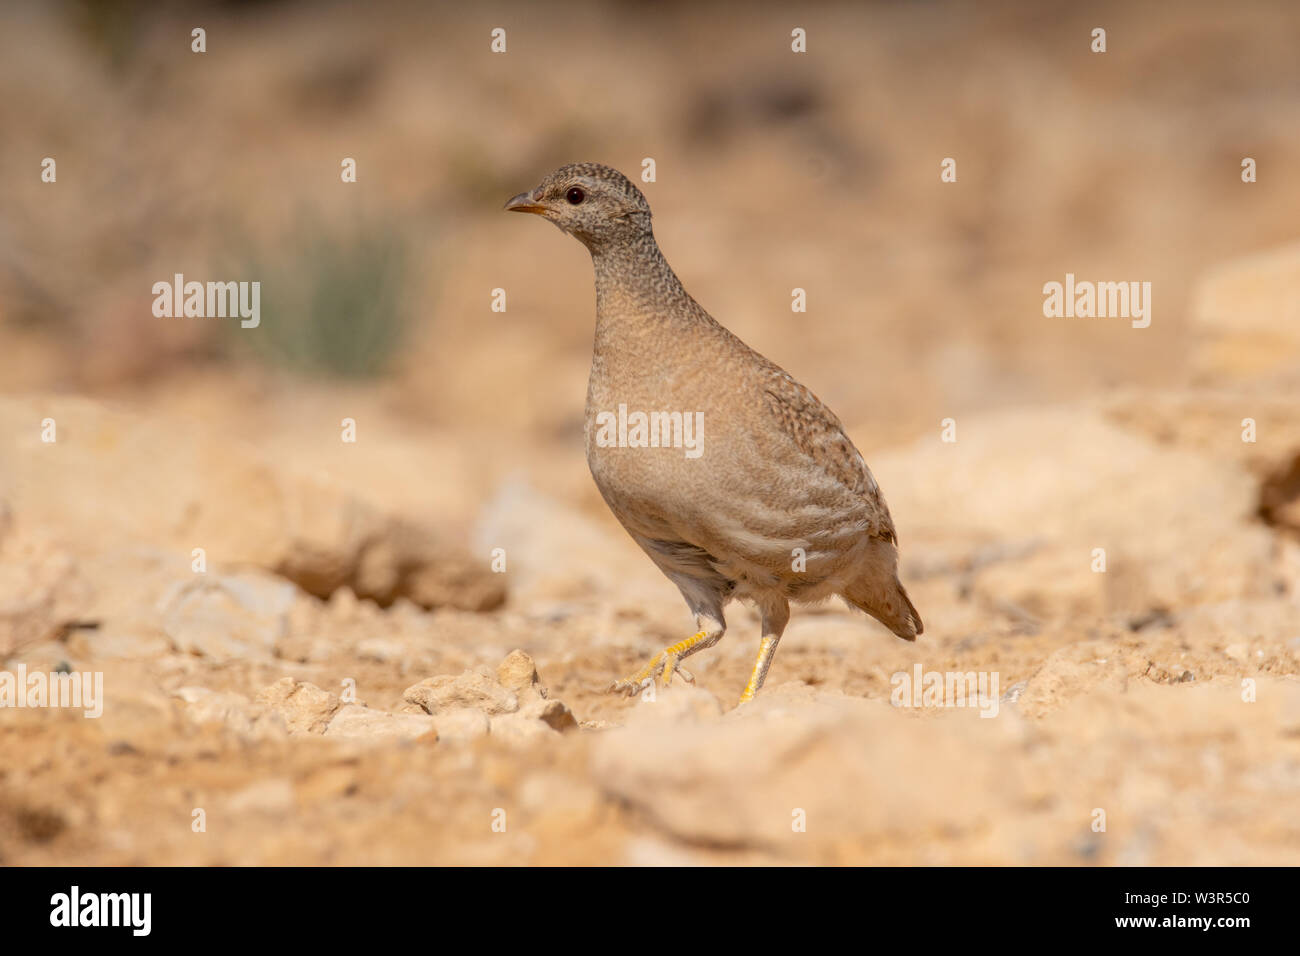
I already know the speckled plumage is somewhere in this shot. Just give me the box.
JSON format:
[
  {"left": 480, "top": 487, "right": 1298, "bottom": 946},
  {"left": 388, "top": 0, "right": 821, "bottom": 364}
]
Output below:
[{"left": 506, "top": 163, "right": 922, "bottom": 702}]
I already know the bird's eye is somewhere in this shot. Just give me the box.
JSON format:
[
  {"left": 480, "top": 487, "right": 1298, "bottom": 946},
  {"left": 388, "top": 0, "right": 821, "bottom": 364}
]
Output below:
[{"left": 566, "top": 187, "right": 585, "bottom": 205}]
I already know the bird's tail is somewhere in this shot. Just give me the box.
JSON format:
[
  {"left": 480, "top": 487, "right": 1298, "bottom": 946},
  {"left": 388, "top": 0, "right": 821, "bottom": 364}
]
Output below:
[{"left": 844, "top": 577, "right": 923, "bottom": 641}]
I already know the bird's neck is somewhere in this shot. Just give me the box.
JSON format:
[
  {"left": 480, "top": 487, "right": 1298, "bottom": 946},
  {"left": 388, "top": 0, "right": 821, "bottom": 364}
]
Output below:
[{"left": 588, "top": 232, "right": 706, "bottom": 334}]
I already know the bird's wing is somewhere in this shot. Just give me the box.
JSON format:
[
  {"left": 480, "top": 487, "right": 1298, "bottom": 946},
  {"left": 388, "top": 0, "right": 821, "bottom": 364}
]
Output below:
[{"left": 760, "top": 368, "right": 898, "bottom": 544}]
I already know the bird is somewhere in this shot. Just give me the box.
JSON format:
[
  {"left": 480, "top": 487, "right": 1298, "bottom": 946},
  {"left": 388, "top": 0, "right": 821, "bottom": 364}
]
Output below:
[{"left": 505, "top": 162, "right": 922, "bottom": 703}]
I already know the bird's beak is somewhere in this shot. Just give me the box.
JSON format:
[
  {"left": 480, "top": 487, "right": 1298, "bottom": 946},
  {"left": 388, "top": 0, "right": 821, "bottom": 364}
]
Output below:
[{"left": 504, "top": 190, "right": 547, "bottom": 215}]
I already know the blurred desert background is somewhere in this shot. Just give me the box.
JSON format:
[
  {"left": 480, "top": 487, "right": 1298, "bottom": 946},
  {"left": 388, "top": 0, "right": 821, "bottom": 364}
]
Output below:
[{"left": 2, "top": 0, "right": 1300, "bottom": 865}]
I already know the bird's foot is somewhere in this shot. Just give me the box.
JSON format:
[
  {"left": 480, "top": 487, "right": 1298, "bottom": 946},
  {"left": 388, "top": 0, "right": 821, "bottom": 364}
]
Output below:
[
  {"left": 606, "top": 655, "right": 695, "bottom": 695},
  {"left": 607, "top": 633, "right": 705, "bottom": 696}
]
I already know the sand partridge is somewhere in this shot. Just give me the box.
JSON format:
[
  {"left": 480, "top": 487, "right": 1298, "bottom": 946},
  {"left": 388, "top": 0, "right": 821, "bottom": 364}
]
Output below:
[{"left": 506, "top": 163, "right": 922, "bottom": 703}]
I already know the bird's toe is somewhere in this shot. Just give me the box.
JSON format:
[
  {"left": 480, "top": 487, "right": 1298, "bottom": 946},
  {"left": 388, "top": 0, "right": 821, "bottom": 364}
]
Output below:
[{"left": 607, "top": 676, "right": 650, "bottom": 697}]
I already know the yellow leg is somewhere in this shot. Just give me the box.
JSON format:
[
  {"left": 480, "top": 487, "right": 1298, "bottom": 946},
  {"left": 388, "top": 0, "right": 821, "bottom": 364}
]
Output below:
[
  {"left": 609, "top": 629, "right": 710, "bottom": 695},
  {"left": 738, "top": 635, "right": 781, "bottom": 704}
]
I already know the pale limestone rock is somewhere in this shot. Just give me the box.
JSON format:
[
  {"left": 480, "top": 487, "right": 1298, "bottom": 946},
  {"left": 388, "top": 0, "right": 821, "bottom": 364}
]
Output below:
[
  {"left": 1190, "top": 241, "right": 1300, "bottom": 381},
  {"left": 402, "top": 671, "right": 519, "bottom": 716},
  {"left": 624, "top": 684, "right": 723, "bottom": 725},
  {"left": 160, "top": 572, "right": 294, "bottom": 661},
  {"left": 256, "top": 677, "right": 342, "bottom": 735},
  {"left": 323, "top": 704, "right": 437, "bottom": 741},
  {"left": 871, "top": 407, "right": 1275, "bottom": 625},
  {"left": 497, "top": 649, "right": 540, "bottom": 692},
  {"left": 0, "top": 395, "right": 504, "bottom": 611},
  {"left": 431, "top": 707, "right": 491, "bottom": 745},
  {"left": 173, "top": 686, "right": 287, "bottom": 739}
]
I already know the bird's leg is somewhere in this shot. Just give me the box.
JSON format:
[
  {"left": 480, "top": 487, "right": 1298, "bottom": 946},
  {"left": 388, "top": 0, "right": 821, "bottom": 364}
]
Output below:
[
  {"left": 738, "top": 599, "right": 790, "bottom": 704},
  {"left": 608, "top": 617, "right": 724, "bottom": 696},
  {"left": 738, "top": 636, "right": 780, "bottom": 703}
]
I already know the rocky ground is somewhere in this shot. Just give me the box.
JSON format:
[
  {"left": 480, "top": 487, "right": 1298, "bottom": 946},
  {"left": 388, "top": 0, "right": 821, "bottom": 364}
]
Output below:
[
  {"left": 2, "top": 1, "right": 1299, "bottom": 865},
  {"left": 3, "top": 237, "right": 1300, "bottom": 863}
]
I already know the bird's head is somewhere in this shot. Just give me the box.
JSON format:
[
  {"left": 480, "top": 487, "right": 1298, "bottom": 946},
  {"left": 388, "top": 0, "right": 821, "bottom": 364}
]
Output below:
[{"left": 504, "top": 162, "right": 652, "bottom": 251}]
